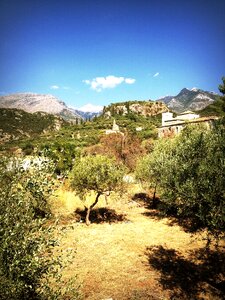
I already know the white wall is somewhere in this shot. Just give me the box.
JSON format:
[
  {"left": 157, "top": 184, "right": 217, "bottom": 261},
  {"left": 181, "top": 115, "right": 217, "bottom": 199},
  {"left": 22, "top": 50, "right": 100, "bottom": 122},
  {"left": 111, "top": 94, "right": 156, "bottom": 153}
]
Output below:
[{"left": 162, "top": 112, "right": 174, "bottom": 126}]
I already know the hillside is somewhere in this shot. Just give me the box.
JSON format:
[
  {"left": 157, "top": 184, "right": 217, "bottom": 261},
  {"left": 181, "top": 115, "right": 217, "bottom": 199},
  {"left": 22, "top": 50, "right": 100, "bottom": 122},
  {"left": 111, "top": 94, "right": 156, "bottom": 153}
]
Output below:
[
  {"left": 0, "top": 93, "right": 83, "bottom": 123},
  {"left": 103, "top": 100, "right": 168, "bottom": 117},
  {"left": 0, "top": 108, "right": 66, "bottom": 143},
  {"left": 158, "top": 88, "right": 219, "bottom": 113},
  {"left": 102, "top": 87, "right": 220, "bottom": 117},
  {"left": 199, "top": 97, "right": 225, "bottom": 117}
]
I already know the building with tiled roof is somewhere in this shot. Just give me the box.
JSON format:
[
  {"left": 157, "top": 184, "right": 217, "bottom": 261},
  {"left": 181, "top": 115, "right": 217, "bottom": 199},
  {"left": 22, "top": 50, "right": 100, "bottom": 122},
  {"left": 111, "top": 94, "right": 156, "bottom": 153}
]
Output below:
[{"left": 158, "top": 111, "right": 218, "bottom": 138}]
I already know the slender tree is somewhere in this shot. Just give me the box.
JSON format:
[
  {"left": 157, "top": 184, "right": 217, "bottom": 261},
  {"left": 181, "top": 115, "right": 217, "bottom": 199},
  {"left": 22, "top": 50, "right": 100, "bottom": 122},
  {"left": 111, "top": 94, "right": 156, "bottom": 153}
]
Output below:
[{"left": 70, "top": 155, "right": 125, "bottom": 225}]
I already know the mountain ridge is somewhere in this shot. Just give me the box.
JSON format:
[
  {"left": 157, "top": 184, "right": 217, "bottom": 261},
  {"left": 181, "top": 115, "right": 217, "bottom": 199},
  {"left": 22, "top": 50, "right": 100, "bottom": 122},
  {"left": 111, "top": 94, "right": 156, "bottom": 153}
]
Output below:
[
  {"left": 158, "top": 88, "right": 219, "bottom": 113},
  {"left": 0, "top": 87, "right": 220, "bottom": 120},
  {"left": 0, "top": 93, "right": 83, "bottom": 123}
]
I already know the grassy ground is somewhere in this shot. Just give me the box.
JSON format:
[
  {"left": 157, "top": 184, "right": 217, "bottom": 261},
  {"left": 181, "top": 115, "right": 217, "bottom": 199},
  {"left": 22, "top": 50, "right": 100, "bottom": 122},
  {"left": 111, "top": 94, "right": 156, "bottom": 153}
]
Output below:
[{"left": 50, "top": 184, "right": 225, "bottom": 300}]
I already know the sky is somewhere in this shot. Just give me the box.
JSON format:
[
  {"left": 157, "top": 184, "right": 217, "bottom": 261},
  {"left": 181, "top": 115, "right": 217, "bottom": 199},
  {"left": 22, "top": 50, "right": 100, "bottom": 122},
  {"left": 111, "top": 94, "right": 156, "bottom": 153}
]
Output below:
[{"left": 0, "top": 0, "right": 225, "bottom": 111}]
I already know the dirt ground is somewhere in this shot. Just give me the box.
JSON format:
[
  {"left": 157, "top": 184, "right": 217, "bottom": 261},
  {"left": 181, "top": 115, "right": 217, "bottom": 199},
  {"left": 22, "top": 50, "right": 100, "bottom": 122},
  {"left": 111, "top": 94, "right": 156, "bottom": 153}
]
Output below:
[{"left": 52, "top": 187, "right": 225, "bottom": 300}]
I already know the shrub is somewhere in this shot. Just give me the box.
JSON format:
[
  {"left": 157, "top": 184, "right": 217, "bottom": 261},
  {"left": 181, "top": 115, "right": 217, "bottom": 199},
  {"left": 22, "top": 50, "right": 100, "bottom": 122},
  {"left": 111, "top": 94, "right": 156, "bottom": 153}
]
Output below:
[
  {"left": 0, "top": 157, "right": 79, "bottom": 299},
  {"left": 136, "top": 121, "right": 225, "bottom": 243}
]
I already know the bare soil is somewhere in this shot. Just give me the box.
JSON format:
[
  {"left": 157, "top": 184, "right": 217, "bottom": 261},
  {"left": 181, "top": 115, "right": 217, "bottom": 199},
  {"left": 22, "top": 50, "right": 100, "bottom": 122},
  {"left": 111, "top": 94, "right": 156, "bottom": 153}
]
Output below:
[{"left": 54, "top": 189, "right": 225, "bottom": 300}]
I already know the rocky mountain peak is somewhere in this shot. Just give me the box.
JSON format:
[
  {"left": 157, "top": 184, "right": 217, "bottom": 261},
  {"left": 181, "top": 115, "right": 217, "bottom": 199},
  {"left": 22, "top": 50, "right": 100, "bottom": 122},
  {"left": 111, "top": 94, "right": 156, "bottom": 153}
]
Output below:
[
  {"left": 0, "top": 93, "right": 82, "bottom": 122},
  {"left": 158, "top": 88, "right": 219, "bottom": 113}
]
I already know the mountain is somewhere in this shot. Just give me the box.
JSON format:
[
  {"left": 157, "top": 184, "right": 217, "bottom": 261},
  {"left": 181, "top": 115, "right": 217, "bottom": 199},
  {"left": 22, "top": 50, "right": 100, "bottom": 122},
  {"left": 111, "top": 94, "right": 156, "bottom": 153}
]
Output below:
[
  {"left": 158, "top": 88, "right": 219, "bottom": 113},
  {"left": 0, "top": 88, "right": 220, "bottom": 123},
  {"left": 74, "top": 103, "right": 103, "bottom": 120},
  {"left": 0, "top": 93, "right": 83, "bottom": 123},
  {"left": 75, "top": 110, "right": 102, "bottom": 120}
]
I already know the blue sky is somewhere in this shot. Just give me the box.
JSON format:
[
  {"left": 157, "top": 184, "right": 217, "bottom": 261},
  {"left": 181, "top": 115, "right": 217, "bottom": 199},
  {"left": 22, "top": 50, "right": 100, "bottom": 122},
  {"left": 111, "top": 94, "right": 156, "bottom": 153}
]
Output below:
[{"left": 0, "top": 0, "right": 224, "bottom": 111}]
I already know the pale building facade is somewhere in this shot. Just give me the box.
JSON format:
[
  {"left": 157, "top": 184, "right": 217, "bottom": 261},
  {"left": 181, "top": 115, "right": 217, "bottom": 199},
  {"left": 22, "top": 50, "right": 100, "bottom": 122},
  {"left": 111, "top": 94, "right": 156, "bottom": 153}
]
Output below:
[{"left": 158, "top": 111, "right": 217, "bottom": 138}]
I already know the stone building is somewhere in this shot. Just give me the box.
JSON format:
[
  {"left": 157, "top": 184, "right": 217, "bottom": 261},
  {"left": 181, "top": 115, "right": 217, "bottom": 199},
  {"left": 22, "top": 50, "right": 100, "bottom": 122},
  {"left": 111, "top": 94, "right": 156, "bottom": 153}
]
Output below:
[{"left": 158, "top": 111, "right": 218, "bottom": 138}]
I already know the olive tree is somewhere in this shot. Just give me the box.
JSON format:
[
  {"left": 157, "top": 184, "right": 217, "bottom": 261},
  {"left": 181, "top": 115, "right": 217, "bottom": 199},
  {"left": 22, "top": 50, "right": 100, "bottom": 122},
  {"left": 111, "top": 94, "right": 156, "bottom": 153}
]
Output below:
[
  {"left": 135, "top": 138, "right": 174, "bottom": 206},
  {"left": 219, "top": 76, "right": 225, "bottom": 112},
  {"left": 0, "top": 157, "right": 78, "bottom": 299},
  {"left": 70, "top": 155, "right": 125, "bottom": 225},
  {"left": 136, "top": 121, "right": 225, "bottom": 243}
]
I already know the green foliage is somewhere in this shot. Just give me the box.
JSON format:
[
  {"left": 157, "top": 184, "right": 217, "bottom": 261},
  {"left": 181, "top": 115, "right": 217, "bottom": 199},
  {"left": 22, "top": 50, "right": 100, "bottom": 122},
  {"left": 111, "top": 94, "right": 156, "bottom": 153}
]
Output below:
[
  {"left": 106, "top": 100, "right": 155, "bottom": 111},
  {"left": 200, "top": 76, "right": 225, "bottom": 116},
  {"left": 0, "top": 157, "right": 79, "bottom": 299},
  {"left": 0, "top": 108, "right": 63, "bottom": 138},
  {"left": 22, "top": 142, "right": 34, "bottom": 155},
  {"left": 218, "top": 76, "right": 225, "bottom": 95},
  {"left": 70, "top": 155, "right": 125, "bottom": 196},
  {"left": 200, "top": 97, "right": 225, "bottom": 117},
  {"left": 70, "top": 155, "right": 125, "bottom": 225},
  {"left": 136, "top": 121, "right": 225, "bottom": 240},
  {"left": 40, "top": 142, "right": 80, "bottom": 175}
]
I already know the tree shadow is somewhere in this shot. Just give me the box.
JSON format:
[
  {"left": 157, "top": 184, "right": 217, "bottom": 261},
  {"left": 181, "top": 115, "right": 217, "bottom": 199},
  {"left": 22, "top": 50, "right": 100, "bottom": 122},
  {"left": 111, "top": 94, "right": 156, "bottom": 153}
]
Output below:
[
  {"left": 145, "top": 245, "right": 225, "bottom": 299},
  {"left": 143, "top": 209, "right": 206, "bottom": 233},
  {"left": 133, "top": 192, "right": 205, "bottom": 233},
  {"left": 132, "top": 192, "right": 160, "bottom": 209},
  {"left": 165, "top": 215, "right": 204, "bottom": 233},
  {"left": 75, "top": 207, "right": 128, "bottom": 224}
]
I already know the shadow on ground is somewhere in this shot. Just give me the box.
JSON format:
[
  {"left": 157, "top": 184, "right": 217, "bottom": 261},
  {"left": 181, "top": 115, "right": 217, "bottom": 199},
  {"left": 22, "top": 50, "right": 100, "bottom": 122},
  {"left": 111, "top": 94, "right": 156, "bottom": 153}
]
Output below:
[
  {"left": 132, "top": 192, "right": 159, "bottom": 209},
  {"left": 132, "top": 192, "right": 204, "bottom": 233},
  {"left": 145, "top": 245, "right": 225, "bottom": 299},
  {"left": 75, "top": 207, "right": 128, "bottom": 224}
]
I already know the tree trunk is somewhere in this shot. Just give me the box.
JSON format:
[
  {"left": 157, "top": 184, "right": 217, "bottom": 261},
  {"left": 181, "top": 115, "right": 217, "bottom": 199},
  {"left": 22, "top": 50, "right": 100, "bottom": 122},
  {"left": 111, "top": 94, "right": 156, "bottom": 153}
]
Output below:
[
  {"left": 85, "top": 192, "right": 101, "bottom": 226},
  {"left": 85, "top": 207, "right": 91, "bottom": 226},
  {"left": 152, "top": 184, "right": 157, "bottom": 208}
]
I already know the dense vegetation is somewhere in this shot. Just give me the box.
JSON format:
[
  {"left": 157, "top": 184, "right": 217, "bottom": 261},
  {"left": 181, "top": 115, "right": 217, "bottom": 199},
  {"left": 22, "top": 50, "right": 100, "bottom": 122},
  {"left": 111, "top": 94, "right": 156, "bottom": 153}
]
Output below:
[
  {"left": 199, "top": 77, "right": 225, "bottom": 117},
  {"left": 136, "top": 119, "right": 225, "bottom": 244},
  {"left": 0, "top": 157, "right": 78, "bottom": 299},
  {"left": 0, "top": 108, "right": 65, "bottom": 137},
  {"left": 0, "top": 110, "right": 160, "bottom": 175}
]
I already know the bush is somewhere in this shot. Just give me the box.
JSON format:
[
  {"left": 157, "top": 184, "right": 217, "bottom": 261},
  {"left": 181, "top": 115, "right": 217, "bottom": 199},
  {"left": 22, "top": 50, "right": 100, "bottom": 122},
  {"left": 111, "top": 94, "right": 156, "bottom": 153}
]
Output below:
[
  {"left": 0, "top": 157, "right": 79, "bottom": 299},
  {"left": 136, "top": 121, "right": 225, "bottom": 243}
]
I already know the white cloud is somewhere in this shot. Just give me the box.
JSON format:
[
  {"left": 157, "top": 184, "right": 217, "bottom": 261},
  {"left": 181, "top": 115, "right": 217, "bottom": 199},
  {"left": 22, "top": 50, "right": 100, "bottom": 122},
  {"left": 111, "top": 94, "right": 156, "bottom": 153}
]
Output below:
[
  {"left": 83, "top": 75, "right": 136, "bottom": 92},
  {"left": 153, "top": 72, "right": 160, "bottom": 77},
  {"left": 50, "top": 85, "right": 72, "bottom": 90},
  {"left": 78, "top": 103, "right": 103, "bottom": 113},
  {"left": 50, "top": 85, "right": 59, "bottom": 89},
  {"left": 125, "top": 78, "right": 136, "bottom": 84}
]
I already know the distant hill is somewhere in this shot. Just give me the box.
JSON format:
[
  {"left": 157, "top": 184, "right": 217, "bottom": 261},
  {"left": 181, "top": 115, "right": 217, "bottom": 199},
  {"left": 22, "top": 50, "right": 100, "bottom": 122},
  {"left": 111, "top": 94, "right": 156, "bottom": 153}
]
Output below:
[
  {"left": 0, "top": 108, "right": 66, "bottom": 143},
  {"left": 75, "top": 110, "right": 102, "bottom": 120},
  {"left": 0, "top": 88, "right": 220, "bottom": 127},
  {"left": 158, "top": 88, "right": 219, "bottom": 113},
  {"left": 101, "top": 88, "right": 220, "bottom": 118},
  {"left": 0, "top": 93, "right": 83, "bottom": 123},
  {"left": 103, "top": 100, "right": 168, "bottom": 117}
]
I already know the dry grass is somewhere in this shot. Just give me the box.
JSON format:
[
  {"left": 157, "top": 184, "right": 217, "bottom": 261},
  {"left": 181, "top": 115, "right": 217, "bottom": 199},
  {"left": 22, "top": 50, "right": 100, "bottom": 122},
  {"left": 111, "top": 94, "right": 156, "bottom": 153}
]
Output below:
[{"left": 49, "top": 184, "right": 225, "bottom": 300}]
